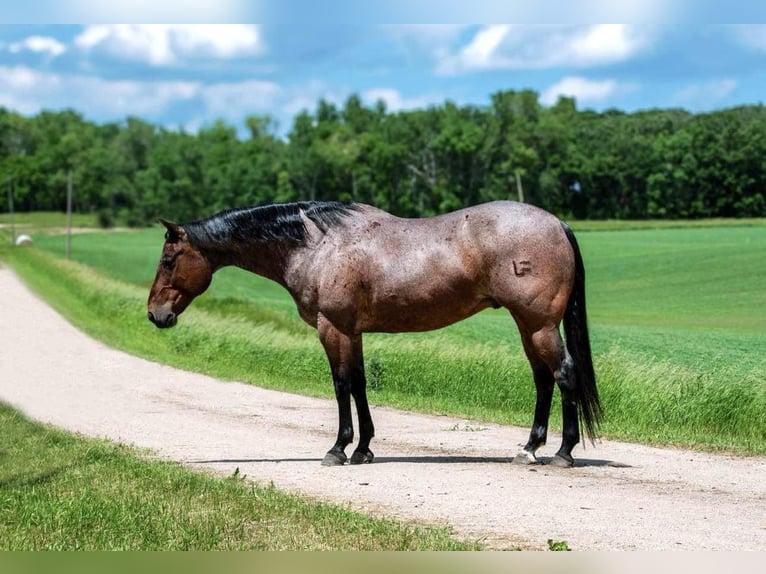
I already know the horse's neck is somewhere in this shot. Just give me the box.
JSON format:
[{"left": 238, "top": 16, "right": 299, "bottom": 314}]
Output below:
[{"left": 206, "top": 239, "right": 293, "bottom": 287}]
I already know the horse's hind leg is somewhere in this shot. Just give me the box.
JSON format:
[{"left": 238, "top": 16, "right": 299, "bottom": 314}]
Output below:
[
  {"left": 514, "top": 326, "right": 580, "bottom": 467},
  {"left": 513, "top": 355, "right": 555, "bottom": 465},
  {"left": 550, "top": 352, "right": 580, "bottom": 468}
]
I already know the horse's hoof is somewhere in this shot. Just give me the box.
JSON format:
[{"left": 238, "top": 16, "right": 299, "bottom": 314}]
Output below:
[
  {"left": 321, "top": 451, "right": 347, "bottom": 466},
  {"left": 549, "top": 454, "right": 574, "bottom": 468},
  {"left": 512, "top": 450, "right": 538, "bottom": 465},
  {"left": 349, "top": 449, "right": 374, "bottom": 465}
]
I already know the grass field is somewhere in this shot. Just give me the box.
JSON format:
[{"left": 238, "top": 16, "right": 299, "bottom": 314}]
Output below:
[
  {"left": 0, "top": 403, "right": 477, "bottom": 550},
  {"left": 3, "top": 218, "right": 764, "bottom": 455},
  {"left": 0, "top": 211, "right": 99, "bottom": 232}
]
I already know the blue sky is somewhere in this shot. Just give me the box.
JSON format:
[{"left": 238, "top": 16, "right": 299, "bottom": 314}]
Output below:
[{"left": 1, "top": 24, "right": 765, "bottom": 137}]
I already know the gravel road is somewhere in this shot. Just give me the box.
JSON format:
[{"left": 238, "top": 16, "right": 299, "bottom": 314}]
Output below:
[{"left": 1, "top": 266, "right": 763, "bottom": 550}]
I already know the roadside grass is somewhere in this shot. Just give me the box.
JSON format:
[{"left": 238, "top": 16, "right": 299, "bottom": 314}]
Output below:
[
  {"left": 0, "top": 403, "right": 478, "bottom": 550},
  {"left": 2, "top": 224, "right": 764, "bottom": 454}
]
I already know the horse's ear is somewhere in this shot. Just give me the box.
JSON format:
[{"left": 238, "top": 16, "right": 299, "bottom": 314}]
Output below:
[{"left": 159, "top": 219, "right": 184, "bottom": 241}]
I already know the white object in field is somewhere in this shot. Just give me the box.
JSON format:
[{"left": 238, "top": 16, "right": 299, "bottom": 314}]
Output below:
[{"left": 15, "top": 234, "right": 33, "bottom": 246}]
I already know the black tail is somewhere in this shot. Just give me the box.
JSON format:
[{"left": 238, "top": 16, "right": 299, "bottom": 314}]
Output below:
[{"left": 561, "top": 222, "right": 602, "bottom": 443}]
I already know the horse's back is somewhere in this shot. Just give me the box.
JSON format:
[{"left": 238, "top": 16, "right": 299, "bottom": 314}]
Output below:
[
  {"left": 357, "top": 201, "right": 571, "bottom": 280},
  {"left": 350, "top": 200, "right": 563, "bottom": 246}
]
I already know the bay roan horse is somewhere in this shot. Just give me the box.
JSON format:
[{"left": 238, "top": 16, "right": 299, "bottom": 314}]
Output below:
[{"left": 147, "top": 201, "right": 601, "bottom": 468}]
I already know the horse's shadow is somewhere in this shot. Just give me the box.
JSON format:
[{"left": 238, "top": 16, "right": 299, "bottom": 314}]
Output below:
[{"left": 191, "top": 455, "right": 631, "bottom": 468}]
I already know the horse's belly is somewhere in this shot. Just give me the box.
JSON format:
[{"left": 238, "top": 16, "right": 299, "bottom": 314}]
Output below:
[{"left": 358, "top": 292, "right": 493, "bottom": 333}]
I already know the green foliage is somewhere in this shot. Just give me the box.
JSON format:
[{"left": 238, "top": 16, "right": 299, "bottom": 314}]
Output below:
[
  {"left": 366, "top": 358, "right": 386, "bottom": 392},
  {"left": 547, "top": 539, "right": 571, "bottom": 551},
  {"left": 0, "top": 403, "right": 478, "bottom": 550},
  {"left": 2, "top": 97, "right": 766, "bottom": 225}
]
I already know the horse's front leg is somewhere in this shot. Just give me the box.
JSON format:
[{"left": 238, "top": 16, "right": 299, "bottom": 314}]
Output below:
[
  {"left": 317, "top": 315, "right": 374, "bottom": 466},
  {"left": 348, "top": 367, "right": 374, "bottom": 465}
]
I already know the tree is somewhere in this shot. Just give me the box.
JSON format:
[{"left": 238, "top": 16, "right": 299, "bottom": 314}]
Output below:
[{"left": 1, "top": 99, "right": 764, "bottom": 224}]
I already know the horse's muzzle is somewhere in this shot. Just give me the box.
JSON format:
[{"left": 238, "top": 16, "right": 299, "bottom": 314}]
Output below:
[{"left": 147, "top": 310, "right": 177, "bottom": 329}]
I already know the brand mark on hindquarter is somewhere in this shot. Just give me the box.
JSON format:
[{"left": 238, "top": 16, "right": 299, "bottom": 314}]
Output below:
[{"left": 513, "top": 260, "right": 532, "bottom": 277}]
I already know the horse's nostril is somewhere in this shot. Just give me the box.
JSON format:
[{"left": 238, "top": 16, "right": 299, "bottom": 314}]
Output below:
[{"left": 146, "top": 311, "right": 177, "bottom": 328}]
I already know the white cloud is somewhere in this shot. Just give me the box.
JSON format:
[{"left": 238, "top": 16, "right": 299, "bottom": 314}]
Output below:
[
  {"left": 361, "top": 88, "right": 441, "bottom": 112},
  {"left": 74, "top": 24, "right": 263, "bottom": 66},
  {"left": 385, "top": 25, "right": 469, "bottom": 61},
  {"left": 458, "top": 25, "right": 510, "bottom": 69},
  {"left": 2, "top": 66, "right": 43, "bottom": 90},
  {"left": 0, "top": 65, "right": 199, "bottom": 117},
  {"left": 540, "top": 76, "right": 619, "bottom": 106},
  {"left": 8, "top": 36, "right": 67, "bottom": 58},
  {"left": 281, "top": 80, "right": 346, "bottom": 118},
  {"left": 437, "top": 25, "right": 653, "bottom": 75},
  {"left": 282, "top": 95, "right": 319, "bottom": 118},
  {"left": 0, "top": 67, "right": 63, "bottom": 114},
  {"left": 733, "top": 25, "right": 766, "bottom": 51},
  {"left": 0, "top": 65, "right": 289, "bottom": 132},
  {"left": 569, "top": 24, "right": 644, "bottom": 63},
  {"left": 673, "top": 79, "right": 737, "bottom": 108},
  {"left": 201, "top": 80, "right": 280, "bottom": 120},
  {"left": 278, "top": 82, "right": 442, "bottom": 129},
  {"left": 97, "top": 81, "right": 200, "bottom": 116}
]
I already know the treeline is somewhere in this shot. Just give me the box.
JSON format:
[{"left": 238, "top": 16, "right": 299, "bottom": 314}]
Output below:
[{"left": 1, "top": 90, "right": 765, "bottom": 225}]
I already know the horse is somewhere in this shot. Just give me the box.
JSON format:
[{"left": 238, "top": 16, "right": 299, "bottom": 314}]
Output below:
[{"left": 147, "top": 200, "right": 602, "bottom": 468}]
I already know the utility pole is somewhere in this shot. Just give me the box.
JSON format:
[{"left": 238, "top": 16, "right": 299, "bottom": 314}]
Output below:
[
  {"left": 6, "top": 176, "right": 14, "bottom": 245},
  {"left": 65, "top": 169, "right": 72, "bottom": 260}
]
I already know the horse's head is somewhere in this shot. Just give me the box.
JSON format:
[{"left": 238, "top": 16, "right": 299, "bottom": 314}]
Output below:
[{"left": 147, "top": 219, "right": 213, "bottom": 329}]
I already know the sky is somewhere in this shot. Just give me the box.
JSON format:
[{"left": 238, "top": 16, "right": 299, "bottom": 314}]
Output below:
[{"left": 1, "top": 22, "right": 766, "bottom": 137}]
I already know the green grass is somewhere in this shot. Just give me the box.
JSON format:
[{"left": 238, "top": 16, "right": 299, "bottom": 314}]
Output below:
[
  {"left": 0, "top": 211, "right": 99, "bottom": 233},
  {"left": 2, "top": 221, "right": 765, "bottom": 455},
  {"left": 567, "top": 217, "right": 766, "bottom": 232},
  {"left": 583, "top": 226, "right": 765, "bottom": 378},
  {"left": 0, "top": 403, "right": 478, "bottom": 550},
  {"left": 584, "top": 226, "right": 763, "bottom": 330}
]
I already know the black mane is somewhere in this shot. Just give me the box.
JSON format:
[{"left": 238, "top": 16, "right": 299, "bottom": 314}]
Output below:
[{"left": 183, "top": 201, "right": 360, "bottom": 246}]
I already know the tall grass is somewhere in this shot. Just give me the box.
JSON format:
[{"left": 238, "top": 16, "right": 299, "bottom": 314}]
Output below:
[{"left": 596, "top": 349, "right": 764, "bottom": 450}]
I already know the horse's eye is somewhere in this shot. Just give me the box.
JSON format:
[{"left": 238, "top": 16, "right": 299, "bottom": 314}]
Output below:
[{"left": 161, "top": 250, "right": 182, "bottom": 270}]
